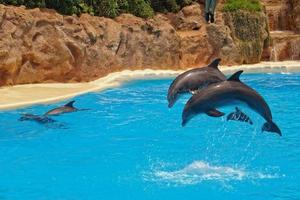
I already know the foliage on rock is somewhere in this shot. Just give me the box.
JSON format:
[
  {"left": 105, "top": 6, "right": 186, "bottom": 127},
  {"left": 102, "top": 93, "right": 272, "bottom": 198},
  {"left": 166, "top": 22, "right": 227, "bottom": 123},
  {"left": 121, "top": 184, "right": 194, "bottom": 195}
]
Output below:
[
  {"left": 223, "top": 0, "right": 262, "bottom": 12},
  {"left": 0, "top": 0, "right": 197, "bottom": 18}
]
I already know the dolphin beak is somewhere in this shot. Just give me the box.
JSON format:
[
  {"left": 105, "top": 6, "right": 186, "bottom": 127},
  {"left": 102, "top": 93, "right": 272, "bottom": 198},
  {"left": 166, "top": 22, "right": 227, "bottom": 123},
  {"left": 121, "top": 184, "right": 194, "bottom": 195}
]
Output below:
[
  {"left": 181, "top": 119, "right": 187, "bottom": 127},
  {"left": 168, "top": 97, "right": 175, "bottom": 108}
]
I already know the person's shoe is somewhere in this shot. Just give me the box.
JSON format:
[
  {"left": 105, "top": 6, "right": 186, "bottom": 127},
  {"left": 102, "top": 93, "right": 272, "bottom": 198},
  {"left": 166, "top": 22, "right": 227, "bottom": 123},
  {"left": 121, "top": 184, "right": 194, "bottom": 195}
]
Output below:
[
  {"left": 210, "top": 13, "right": 215, "bottom": 23},
  {"left": 205, "top": 13, "right": 210, "bottom": 23}
]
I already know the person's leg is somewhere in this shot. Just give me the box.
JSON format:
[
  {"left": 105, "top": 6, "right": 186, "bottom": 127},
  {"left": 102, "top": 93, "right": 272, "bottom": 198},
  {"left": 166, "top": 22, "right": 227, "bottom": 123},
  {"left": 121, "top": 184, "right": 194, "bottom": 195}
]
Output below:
[
  {"left": 210, "top": 0, "right": 217, "bottom": 14},
  {"left": 205, "top": 0, "right": 211, "bottom": 14},
  {"left": 205, "top": 0, "right": 212, "bottom": 22},
  {"left": 209, "top": 0, "right": 217, "bottom": 23}
]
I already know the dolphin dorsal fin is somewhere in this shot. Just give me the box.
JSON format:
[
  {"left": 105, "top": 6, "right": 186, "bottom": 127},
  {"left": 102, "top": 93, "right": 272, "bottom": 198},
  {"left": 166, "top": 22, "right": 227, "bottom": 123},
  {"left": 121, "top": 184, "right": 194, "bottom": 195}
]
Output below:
[
  {"left": 64, "top": 100, "right": 75, "bottom": 108},
  {"left": 207, "top": 58, "right": 221, "bottom": 69},
  {"left": 227, "top": 70, "right": 243, "bottom": 82}
]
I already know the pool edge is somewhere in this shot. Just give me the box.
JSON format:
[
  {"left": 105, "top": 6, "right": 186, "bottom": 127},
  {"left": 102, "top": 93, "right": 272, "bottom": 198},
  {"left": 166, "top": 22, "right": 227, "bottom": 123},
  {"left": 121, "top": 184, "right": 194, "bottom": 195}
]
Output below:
[{"left": 1, "top": 62, "right": 300, "bottom": 111}]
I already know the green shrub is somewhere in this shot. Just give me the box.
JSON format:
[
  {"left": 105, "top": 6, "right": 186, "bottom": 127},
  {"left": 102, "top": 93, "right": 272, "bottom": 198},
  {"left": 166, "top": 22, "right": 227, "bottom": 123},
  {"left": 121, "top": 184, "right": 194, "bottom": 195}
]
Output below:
[
  {"left": 150, "top": 0, "right": 166, "bottom": 12},
  {"left": 93, "top": 0, "right": 119, "bottom": 17},
  {"left": 223, "top": 0, "right": 262, "bottom": 12},
  {"left": 0, "top": 0, "right": 45, "bottom": 8},
  {"left": 0, "top": 0, "right": 196, "bottom": 18},
  {"left": 128, "top": 0, "right": 154, "bottom": 18},
  {"left": 45, "top": 0, "right": 93, "bottom": 15},
  {"left": 165, "top": 0, "right": 180, "bottom": 12},
  {"left": 117, "top": 0, "right": 129, "bottom": 13},
  {"left": 150, "top": 0, "right": 180, "bottom": 13},
  {"left": 176, "top": 0, "right": 193, "bottom": 7},
  {"left": 150, "top": 0, "right": 194, "bottom": 13}
]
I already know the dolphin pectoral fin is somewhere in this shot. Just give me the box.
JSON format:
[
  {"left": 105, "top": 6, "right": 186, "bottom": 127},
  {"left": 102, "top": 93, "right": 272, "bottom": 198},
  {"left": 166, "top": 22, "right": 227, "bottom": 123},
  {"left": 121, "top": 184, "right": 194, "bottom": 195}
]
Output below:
[
  {"left": 226, "top": 107, "right": 253, "bottom": 125},
  {"left": 227, "top": 70, "right": 243, "bottom": 82},
  {"left": 206, "top": 109, "right": 225, "bottom": 117},
  {"left": 262, "top": 121, "right": 282, "bottom": 136}
]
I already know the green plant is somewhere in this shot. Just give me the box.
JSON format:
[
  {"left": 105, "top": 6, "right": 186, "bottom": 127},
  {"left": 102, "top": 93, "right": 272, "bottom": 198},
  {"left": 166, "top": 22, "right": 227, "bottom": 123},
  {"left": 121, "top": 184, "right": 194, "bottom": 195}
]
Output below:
[
  {"left": 128, "top": 0, "right": 154, "bottom": 18},
  {"left": 93, "top": 0, "right": 119, "bottom": 18},
  {"left": 150, "top": 0, "right": 194, "bottom": 13},
  {"left": 176, "top": 0, "right": 192, "bottom": 7},
  {"left": 45, "top": 0, "right": 93, "bottom": 15},
  {"left": 165, "top": 0, "right": 180, "bottom": 12},
  {"left": 0, "top": 0, "right": 45, "bottom": 7},
  {"left": 223, "top": 0, "right": 262, "bottom": 12},
  {"left": 0, "top": 0, "right": 196, "bottom": 18},
  {"left": 117, "top": 0, "right": 129, "bottom": 13}
]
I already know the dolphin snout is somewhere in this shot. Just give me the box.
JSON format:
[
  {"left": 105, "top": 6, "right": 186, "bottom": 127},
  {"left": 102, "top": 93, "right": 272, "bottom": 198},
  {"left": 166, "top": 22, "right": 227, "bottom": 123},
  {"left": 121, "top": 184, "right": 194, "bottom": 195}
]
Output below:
[
  {"left": 181, "top": 119, "right": 187, "bottom": 127},
  {"left": 167, "top": 93, "right": 177, "bottom": 108},
  {"left": 181, "top": 110, "right": 191, "bottom": 127},
  {"left": 168, "top": 101, "right": 174, "bottom": 108}
]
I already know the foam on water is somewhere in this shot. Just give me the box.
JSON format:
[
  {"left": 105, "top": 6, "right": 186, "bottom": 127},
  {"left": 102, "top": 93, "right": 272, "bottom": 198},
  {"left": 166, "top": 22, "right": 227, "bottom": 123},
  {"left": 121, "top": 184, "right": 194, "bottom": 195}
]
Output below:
[{"left": 146, "top": 161, "right": 280, "bottom": 186}]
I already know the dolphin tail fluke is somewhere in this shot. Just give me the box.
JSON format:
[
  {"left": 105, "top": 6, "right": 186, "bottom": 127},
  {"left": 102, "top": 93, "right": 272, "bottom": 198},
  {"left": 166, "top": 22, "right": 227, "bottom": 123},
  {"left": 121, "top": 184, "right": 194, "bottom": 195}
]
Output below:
[
  {"left": 207, "top": 58, "right": 221, "bottom": 69},
  {"left": 262, "top": 121, "right": 282, "bottom": 136},
  {"left": 64, "top": 100, "right": 75, "bottom": 108}
]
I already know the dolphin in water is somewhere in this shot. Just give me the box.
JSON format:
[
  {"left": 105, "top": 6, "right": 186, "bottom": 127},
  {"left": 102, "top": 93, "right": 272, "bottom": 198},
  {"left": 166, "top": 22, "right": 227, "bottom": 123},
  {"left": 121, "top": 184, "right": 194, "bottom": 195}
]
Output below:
[
  {"left": 227, "top": 107, "right": 253, "bottom": 125},
  {"left": 167, "top": 58, "right": 226, "bottom": 108},
  {"left": 19, "top": 113, "right": 67, "bottom": 128},
  {"left": 45, "top": 100, "right": 78, "bottom": 116},
  {"left": 19, "top": 100, "right": 87, "bottom": 127},
  {"left": 19, "top": 113, "right": 56, "bottom": 124},
  {"left": 182, "top": 70, "right": 281, "bottom": 136}
]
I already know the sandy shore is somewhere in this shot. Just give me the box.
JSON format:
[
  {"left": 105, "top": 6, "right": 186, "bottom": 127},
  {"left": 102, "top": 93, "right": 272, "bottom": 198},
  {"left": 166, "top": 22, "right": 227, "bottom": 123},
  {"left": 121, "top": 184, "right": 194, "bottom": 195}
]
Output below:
[{"left": 1, "top": 61, "right": 300, "bottom": 110}]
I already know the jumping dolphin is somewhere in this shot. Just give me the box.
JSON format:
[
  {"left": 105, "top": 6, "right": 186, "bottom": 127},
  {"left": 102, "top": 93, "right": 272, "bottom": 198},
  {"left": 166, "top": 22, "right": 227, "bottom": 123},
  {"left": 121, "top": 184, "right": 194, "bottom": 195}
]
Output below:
[
  {"left": 167, "top": 58, "right": 226, "bottom": 108},
  {"left": 182, "top": 70, "right": 281, "bottom": 136},
  {"left": 227, "top": 107, "right": 253, "bottom": 125},
  {"left": 45, "top": 101, "right": 78, "bottom": 116}
]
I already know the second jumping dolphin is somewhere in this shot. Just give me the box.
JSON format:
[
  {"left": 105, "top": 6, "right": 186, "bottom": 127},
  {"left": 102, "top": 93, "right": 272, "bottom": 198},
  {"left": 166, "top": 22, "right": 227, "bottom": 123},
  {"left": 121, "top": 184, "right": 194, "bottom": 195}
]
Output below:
[{"left": 167, "top": 58, "right": 225, "bottom": 108}]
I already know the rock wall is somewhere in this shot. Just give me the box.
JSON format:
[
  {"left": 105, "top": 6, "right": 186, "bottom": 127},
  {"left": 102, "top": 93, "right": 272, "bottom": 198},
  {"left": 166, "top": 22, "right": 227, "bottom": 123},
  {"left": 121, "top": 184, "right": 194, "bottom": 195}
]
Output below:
[
  {"left": 224, "top": 11, "right": 269, "bottom": 64},
  {"left": 291, "top": 0, "right": 300, "bottom": 33},
  {"left": 0, "top": 3, "right": 270, "bottom": 86},
  {"left": 261, "top": 0, "right": 300, "bottom": 61}
]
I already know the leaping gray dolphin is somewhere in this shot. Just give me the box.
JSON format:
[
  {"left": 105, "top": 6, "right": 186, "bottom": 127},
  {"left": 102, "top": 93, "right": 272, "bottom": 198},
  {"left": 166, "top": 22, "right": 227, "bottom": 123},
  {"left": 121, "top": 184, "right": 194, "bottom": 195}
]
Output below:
[
  {"left": 167, "top": 58, "right": 225, "bottom": 108},
  {"left": 182, "top": 70, "right": 282, "bottom": 136},
  {"left": 45, "top": 101, "right": 78, "bottom": 116}
]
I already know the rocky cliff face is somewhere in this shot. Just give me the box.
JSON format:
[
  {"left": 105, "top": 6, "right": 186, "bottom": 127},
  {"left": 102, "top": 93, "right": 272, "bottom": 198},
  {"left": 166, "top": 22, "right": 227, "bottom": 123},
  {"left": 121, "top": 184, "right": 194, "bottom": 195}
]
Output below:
[
  {"left": 290, "top": 0, "right": 300, "bottom": 33},
  {"left": 261, "top": 0, "right": 300, "bottom": 61},
  {"left": 0, "top": 3, "right": 270, "bottom": 86},
  {"left": 224, "top": 11, "right": 269, "bottom": 64}
]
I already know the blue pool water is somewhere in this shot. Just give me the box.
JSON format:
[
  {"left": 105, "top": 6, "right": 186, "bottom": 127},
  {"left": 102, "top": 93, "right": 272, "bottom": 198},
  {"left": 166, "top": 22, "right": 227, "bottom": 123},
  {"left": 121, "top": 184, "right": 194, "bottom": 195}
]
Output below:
[{"left": 0, "top": 73, "right": 299, "bottom": 200}]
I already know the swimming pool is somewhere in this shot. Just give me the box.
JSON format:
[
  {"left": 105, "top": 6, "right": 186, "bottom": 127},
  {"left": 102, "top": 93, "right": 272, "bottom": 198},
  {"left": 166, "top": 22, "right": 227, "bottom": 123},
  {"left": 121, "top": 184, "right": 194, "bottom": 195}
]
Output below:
[{"left": 0, "top": 73, "right": 299, "bottom": 199}]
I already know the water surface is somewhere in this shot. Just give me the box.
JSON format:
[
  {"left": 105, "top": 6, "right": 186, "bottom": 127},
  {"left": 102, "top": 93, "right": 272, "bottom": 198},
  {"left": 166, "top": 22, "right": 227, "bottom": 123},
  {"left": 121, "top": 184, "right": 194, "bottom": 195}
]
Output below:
[{"left": 0, "top": 73, "right": 299, "bottom": 199}]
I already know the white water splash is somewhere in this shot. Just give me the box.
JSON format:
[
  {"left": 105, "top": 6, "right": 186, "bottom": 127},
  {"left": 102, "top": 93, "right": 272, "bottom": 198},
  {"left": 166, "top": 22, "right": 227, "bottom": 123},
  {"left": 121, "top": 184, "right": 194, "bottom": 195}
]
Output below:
[{"left": 145, "top": 161, "right": 280, "bottom": 185}]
